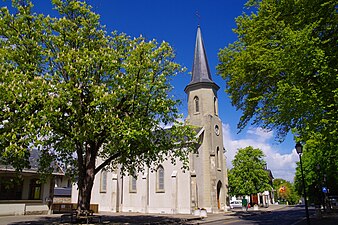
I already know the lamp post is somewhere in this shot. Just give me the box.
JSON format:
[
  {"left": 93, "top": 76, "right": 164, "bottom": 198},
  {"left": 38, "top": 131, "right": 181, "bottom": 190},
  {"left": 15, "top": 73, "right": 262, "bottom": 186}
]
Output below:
[{"left": 296, "top": 142, "right": 310, "bottom": 225}]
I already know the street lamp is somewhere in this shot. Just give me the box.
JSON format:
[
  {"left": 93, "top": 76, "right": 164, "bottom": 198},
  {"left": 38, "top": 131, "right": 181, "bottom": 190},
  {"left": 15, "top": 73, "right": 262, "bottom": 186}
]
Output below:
[{"left": 295, "top": 142, "right": 310, "bottom": 225}]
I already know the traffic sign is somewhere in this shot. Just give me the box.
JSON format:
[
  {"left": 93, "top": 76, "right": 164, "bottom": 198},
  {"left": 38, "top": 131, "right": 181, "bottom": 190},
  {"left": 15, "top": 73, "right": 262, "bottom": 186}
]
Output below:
[{"left": 322, "top": 187, "right": 328, "bottom": 193}]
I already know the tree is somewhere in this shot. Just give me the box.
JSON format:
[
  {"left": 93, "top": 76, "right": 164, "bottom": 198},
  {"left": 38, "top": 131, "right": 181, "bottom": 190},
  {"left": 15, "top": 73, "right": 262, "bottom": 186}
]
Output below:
[
  {"left": 0, "top": 0, "right": 196, "bottom": 212},
  {"left": 273, "top": 178, "right": 299, "bottom": 205},
  {"left": 217, "top": 0, "right": 337, "bottom": 201},
  {"left": 294, "top": 139, "right": 338, "bottom": 204},
  {"left": 217, "top": 0, "right": 337, "bottom": 143},
  {"left": 228, "top": 146, "right": 271, "bottom": 197}
]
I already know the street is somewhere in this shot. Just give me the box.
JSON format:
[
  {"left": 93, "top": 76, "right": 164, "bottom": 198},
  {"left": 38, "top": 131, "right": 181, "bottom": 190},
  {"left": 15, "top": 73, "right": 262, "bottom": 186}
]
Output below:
[
  {"left": 206, "top": 206, "right": 314, "bottom": 225},
  {"left": 2, "top": 205, "right": 337, "bottom": 225}
]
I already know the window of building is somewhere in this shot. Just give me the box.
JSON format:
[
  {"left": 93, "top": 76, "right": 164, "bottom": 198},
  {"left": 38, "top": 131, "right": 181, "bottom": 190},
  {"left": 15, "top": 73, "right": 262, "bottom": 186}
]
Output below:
[
  {"left": 0, "top": 177, "right": 23, "bottom": 200},
  {"left": 29, "top": 179, "right": 41, "bottom": 200},
  {"left": 100, "top": 170, "right": 107, "bottom": 193},
  {"left": 156, "top": 165, "right": 165, "bottom": 192},
  {"left": 129, "top": 176, "right": 137, "bottom": 193},
  {"left": 214, "top": 97, "right": 218, "bottom": 115},
  {"left": 194, "top": 96, "right": 199, "bottom": 113},
  {"left": 216, "top": 147, "right": 222, "bottom": 170}
]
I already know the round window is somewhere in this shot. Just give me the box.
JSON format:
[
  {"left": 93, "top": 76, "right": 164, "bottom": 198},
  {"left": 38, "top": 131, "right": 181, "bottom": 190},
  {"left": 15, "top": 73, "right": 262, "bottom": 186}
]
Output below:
[{"left": 214, "top": 125, "right": 220, "bottom": 136}]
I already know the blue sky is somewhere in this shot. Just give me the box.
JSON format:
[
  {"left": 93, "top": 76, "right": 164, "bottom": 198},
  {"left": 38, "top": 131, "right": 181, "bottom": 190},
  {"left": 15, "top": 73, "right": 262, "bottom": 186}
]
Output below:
[{"left": 1, "top": 0, "right": 299, "bottom": 181}]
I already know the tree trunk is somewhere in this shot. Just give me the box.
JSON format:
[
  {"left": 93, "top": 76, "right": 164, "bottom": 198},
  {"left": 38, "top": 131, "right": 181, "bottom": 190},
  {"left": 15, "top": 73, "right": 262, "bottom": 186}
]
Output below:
[
  {"left": 76, "top": 144, "right": 97, "bottom": 213},
  {"left": 77, "top": 166, "right": 95, "bottom": 212}
]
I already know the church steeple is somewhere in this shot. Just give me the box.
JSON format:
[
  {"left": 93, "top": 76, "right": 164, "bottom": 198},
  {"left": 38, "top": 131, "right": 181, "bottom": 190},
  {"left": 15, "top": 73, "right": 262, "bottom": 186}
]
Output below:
[
  {"left": 184, "top": 27, "right": 228, "bottom": 214},
  {"left": 184, "top": 26, "right": 219, "bottom": 93}
]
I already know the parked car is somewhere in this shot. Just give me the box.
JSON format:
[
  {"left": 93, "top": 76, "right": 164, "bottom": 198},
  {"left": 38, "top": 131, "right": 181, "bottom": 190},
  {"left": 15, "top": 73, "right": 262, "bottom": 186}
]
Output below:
[
  {"left": 230, "top": 200, "right": 242, "bottom": 209},
  {"left": 329, "top": 196, "right": 337, "bottom": 209}
]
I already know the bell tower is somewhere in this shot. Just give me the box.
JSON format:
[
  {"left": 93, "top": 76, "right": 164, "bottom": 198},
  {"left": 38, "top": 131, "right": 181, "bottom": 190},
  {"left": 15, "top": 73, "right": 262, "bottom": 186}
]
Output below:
[{"left": 185, "top": 26, "right": 228, "bottom": 212}]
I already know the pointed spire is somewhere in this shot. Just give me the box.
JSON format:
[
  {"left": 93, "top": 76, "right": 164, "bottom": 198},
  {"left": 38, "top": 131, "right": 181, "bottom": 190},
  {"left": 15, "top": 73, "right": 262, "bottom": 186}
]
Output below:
[
  {"left": 185, "top": 26, "right": 219, "bottom": 93},
  {"left": 191, "top": 25, "right": 213, "bottom": 83}
]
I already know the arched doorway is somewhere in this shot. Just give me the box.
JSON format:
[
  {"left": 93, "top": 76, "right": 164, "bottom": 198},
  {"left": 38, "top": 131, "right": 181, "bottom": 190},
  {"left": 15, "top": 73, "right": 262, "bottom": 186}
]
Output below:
[{"left": 217, "top": 181, "right": 222, "bottom": 209}]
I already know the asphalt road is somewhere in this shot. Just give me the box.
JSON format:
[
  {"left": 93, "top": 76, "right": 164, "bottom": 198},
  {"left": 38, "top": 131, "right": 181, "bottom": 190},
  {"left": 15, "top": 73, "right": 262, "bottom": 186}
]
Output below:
[
  {"left": 205, "top": 206, "right": 315, "bottom": 225},
  {"left": 2, "top": 206, "right": 337, "bottom": 225}
]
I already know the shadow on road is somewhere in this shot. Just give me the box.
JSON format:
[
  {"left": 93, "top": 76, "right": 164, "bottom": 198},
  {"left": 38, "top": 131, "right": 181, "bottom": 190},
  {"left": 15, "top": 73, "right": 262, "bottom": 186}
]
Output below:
[
  {"left": 7, "top": 214, "right": 188, "bottom": 225},
  {"left": 229, "top": 207, "right": 338, "bottom": 225},
  {"left": 6, "top": 208, "right": 338, "bottom": 225}
]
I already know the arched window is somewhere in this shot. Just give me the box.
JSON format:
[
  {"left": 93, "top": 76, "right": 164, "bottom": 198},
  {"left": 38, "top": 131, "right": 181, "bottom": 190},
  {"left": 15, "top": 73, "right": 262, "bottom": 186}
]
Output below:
[
  {"left": 214, "top": 97, "right": 218, "bottom": 115},
  {"left": 194, "top": 96, "right": 199, "bottom": 113},
  {"left": 216, "top": 147, "right": 221, "bottom": 170},
  {"left": 129, "top": 176, "right": 137, "bottom": 193},
  {"left": 156, "top": 165, "right": 165, "bottom": 192},
  {"left": 100, "top": 170, "right": 107, "bottom": 193}
]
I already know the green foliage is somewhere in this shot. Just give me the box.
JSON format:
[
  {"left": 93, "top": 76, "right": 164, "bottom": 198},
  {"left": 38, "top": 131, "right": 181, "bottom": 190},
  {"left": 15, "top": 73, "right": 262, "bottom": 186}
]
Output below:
[
  {"left": 0, "top": 1, "right": 45, "bottom": 170},
  {"left": 228, "top": 146, "right": 271, "bottom": 196},
  {"left": 273, "top": 178, "right": 299, "bottom": 205},
  {"left": 0, "top": 0, "right": 196, "bottom": 209},
  {"left": 294, "top": 139, "right": 338, "bottom": 203},
  {"left": 217, "top": 0, "right": 337, "bottom": 201},
  {"left": 217, "top": 0, "right": 338, "bottom": 145}
]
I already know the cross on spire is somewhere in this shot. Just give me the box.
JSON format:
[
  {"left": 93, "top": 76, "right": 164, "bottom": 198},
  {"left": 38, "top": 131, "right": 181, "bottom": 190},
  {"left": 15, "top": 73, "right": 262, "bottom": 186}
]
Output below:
[{"left": 195, "top": 10, "right": 201, "bottom": 26}]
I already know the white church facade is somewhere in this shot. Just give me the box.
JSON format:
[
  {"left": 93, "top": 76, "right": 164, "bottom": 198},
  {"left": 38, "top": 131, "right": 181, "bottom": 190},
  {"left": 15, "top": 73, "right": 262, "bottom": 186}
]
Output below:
[{"left": 72, "top": 26, "right": 229, "bottom": 214}]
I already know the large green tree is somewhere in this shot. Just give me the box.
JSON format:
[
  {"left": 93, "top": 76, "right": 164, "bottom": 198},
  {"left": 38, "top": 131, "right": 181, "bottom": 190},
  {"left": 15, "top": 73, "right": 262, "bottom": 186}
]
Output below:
[
  {"left": 228, "top": 146, "right": 271, "bottom": 197},
  {"left": 217, "top": 0, "right": 337, "bottom": 142},
  {"left": 0, "top": 0, "right": 195, "bottom": 212},
  {"left": 217, "top": 0, "right": 337, "bottom": 198}
]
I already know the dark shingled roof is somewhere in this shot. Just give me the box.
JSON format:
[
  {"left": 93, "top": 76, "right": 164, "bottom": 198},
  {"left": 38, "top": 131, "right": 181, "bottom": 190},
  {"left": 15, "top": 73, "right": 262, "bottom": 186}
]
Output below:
[
  {"left": 185, "top": 26, "right": 219, "bottom": 93},
  {"left": 0, "top": 148, "right": 64, "bottom": 175}
]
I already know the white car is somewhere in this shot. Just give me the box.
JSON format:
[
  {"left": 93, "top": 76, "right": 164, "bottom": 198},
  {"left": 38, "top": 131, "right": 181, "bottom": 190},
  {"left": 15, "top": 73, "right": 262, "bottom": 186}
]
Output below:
[{"left": 230, "top": 200, "right": 242, "bottom": 209}]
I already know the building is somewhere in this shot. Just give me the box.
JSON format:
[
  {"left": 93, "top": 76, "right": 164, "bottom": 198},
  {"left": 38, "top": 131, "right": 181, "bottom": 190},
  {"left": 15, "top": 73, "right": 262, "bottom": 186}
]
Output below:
[
  {"left": 250, "top": 169, "right": 275, "bottom": 207},
  {"left": 231, "top": 169, "right": 275, "bottom": 208},
  {"left": 53, "top": 187, "right": 72, "bottom": 204},
  {"left": 0, "top": 148, "right": 67, "bottom": 216},
  {"left": 71, "top": 26, "right": 229, "bottom": 214}
]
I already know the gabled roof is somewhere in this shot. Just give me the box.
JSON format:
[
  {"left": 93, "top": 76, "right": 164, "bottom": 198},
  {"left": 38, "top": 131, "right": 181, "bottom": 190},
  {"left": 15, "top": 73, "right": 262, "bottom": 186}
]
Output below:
[
  {"left": 0, "top": 148, "right": 64, "bottom": 176},
  {"left": 185, "top": 26, "right": 219, "bottom": 93}
]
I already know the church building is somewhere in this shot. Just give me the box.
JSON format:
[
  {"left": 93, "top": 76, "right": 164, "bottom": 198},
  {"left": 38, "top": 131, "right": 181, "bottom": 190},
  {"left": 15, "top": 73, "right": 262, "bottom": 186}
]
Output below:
[{"left": 71, "top": 26, "right": 229, "bottom": 214}]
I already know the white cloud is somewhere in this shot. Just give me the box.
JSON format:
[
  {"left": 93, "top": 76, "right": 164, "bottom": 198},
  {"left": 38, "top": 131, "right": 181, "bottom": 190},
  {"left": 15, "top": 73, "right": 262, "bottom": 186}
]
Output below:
[
  {"left": 247, "top": 127, "right": 273, "bottom": 142},
  {"left": 222, "top": 123, "right": 298, "bottom": 182},
  {"left": 159, "top": 117, "right": 185, "bottom": 129}
]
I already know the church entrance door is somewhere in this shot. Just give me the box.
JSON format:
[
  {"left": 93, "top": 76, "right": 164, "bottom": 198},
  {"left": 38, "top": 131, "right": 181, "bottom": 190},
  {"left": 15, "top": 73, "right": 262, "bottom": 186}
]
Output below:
[{"left": 217, "top": 181, "right": 222, "bottom": 209}]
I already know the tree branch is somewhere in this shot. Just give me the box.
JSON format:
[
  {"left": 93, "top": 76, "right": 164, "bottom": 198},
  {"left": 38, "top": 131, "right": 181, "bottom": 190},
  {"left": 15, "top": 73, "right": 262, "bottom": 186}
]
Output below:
[{"left": 94, "top": 151, "right": 121, "bottom": 175}]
